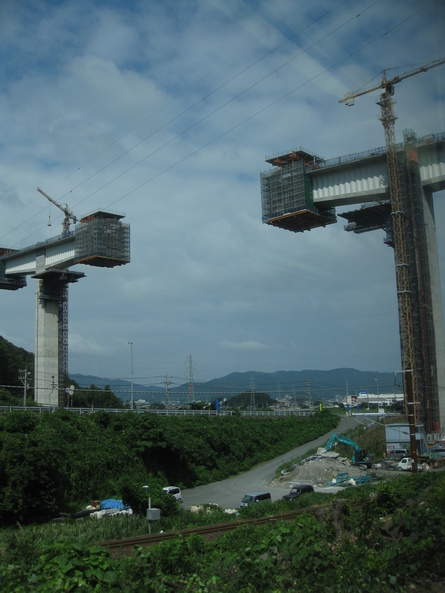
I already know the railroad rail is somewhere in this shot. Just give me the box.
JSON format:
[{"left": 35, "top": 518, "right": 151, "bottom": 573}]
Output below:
[{"left": 100, "top": 503, "right": 355, "bottom": 557}]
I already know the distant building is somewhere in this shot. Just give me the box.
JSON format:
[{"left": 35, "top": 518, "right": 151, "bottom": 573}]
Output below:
[
  {"left": 347, "top": 393, "right": 404, "bottom": 407},
  {"left": 385, "top": 423, "right": 427, "bottom": 455}
]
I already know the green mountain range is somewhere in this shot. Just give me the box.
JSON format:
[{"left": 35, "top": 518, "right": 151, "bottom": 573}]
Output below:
[{"left": 70, "top": 367, "right": 402, "bottom": 404}]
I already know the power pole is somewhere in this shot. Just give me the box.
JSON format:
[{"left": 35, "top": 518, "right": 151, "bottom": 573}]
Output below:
[
  {"left": 188, "top": 354, "right": 195, "bottom": 404},
  {"left": 128, "top": 341, "right": 134, "bottom": 410},
  {"left": 19, "top": 367, "right": 31, "bottom": 408}
]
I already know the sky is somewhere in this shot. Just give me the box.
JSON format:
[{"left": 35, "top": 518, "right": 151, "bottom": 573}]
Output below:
[{"left": 1, "top": 0, "right": 444, "bottom": 390}]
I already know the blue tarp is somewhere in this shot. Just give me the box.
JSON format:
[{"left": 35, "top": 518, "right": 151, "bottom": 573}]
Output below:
[{"left": 100, "top": 498, "right": 128, "bottom": 510}]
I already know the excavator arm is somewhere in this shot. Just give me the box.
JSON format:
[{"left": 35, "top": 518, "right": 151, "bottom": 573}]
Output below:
[{"left": 325, "top": 433, "right": 373, "bottom": 468}]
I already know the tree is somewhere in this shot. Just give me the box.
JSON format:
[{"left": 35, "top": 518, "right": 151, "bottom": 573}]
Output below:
[
  {"left": 226, "top": 391, "right": 274, "bottom": 408},
  {"left": 69, "top": 382, "right": 125, "bottom": 408},
  {"left": 0, "top": 336, "right": 34, "bottom": 401}
]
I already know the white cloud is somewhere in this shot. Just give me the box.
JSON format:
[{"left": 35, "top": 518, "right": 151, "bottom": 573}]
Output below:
[
  {"left": 220, "top": 340, "right": 270, "bottom": 352},
  {"left": 0, "top": 0, "right": 444, "bottom": 383}
]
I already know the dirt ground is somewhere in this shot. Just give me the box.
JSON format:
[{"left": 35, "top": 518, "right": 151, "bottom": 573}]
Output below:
[{"left": 273, "top": 450, "right": 369, "bottom": 488}]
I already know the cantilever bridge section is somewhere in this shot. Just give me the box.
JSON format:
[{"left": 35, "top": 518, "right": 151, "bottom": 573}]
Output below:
[
  {"left": 261, "top": 131, "right": 445, "bottom": 437},
  {"left": 0, "top": 210, "right": 130, "bottom": 407}
]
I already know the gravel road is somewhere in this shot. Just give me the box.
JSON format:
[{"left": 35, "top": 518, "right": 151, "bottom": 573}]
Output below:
[{"left": 181, "top": 414, "right": 360, "bottom": 510}]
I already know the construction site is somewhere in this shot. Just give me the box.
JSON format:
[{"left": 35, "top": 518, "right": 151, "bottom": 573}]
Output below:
[
  {"left": 261, "top": 61, "right": 445, "bottom": 445},
  {"left": 0, "top": 194, "right": 130, "bottom": 407},
  {"left": 261, "top": 131, "right": 444, "bottom": 438}
]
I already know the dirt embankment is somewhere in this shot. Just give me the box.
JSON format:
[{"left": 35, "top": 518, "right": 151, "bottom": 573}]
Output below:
[{"left": 274, "top": 451, "right": 368, "bottom": 488}]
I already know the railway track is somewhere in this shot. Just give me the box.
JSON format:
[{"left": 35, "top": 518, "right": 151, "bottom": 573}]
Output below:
[{"left": 100, "top": 504, "right": 340, "bottom": 557}]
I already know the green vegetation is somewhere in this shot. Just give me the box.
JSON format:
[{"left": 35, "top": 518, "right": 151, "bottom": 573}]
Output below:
[
  {"left": 0, "top": 472, "right": 444, "bottom": 592},
  {"left": 0, "top": 409, "right": 338, "bottom": 524},
  {"left": 0, "top": 335, "right": 125, "bottom": 408},
  {"left": 1, "top": 402, "right": 443, "bottom": 591},
  {"left": 225, "top": 391, "right": 275, "bottom": 408},
  {"left": 0, "top": 335, "right": 34, "bottom": 405},
  {"left": 67, "top": 379, "right": 126, "bottom": 408}
]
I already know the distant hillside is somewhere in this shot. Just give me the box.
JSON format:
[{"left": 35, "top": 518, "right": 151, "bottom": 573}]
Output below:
[
  {"left": 68, "top": 374, "right": 161, "bottom": 403},
  {"left": 71, "top": 368, "right": 402, "bottom": 404},
  {"left": 0, "top": 335, "right": 401, "bottom": 404},
  {"left": 187, "top": 369, "right": 402, "bottom": 401}
]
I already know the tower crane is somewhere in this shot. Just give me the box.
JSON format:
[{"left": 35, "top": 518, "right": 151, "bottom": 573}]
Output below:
[
  {"left": 37, "top": 187, "right": 77, "bottom": 236},
  {"left": 339, "top": 58, "right": 445, "bottom": 471}
]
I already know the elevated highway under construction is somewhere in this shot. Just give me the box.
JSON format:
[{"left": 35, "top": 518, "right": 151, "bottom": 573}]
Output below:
[
  {"left": 0, "top": 208, "right": 130, "bottom": 406},
  {"left": 261, "top": 130, "right": 445, "bottom": 438}
]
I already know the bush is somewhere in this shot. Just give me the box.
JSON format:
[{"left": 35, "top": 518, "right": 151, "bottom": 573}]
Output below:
[{"left": 0, "top": 410, "right": 339, "bottom": 524}]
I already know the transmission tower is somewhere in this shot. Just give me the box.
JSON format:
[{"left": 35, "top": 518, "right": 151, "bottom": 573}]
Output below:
[
  {"left": 163, "top": 373, "right": 172, "bottom": 409},
  {"left": 250, "top": 374, "right": 256, "bottom": 410},
  {"left": 305, "top": 379, "right": 312, "bottom": 407},
  {"left": 187, "top": 354, "right": 195, "bottom": 404}
]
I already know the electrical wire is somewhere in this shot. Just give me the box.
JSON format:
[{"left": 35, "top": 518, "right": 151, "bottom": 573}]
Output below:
[
  {"left": 72, "top": 0, "right": 384, "bottom": 212},
  {"left": 1, "top": 0, "right": 377, "bottom": 244},
  {"left": 2, "top": 0, "right": 437, "bottom": 248}
]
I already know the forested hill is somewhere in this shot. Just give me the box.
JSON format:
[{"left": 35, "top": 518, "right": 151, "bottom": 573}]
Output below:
[
  {"left": 0, "top": 335, "right": 34, "bottom": 392},
  {"left": 0, "top": 336, "right": 123, "bottom": 408}
]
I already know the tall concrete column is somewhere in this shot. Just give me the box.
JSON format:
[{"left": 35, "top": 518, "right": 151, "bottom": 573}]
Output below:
[
  {"left": 34, "top": 279, "right": 61, "bottom": 406},
  {"left": 424, "top": 190, "right": 445, "bottom": 436},
  {"left": 33, "top": 269, "right": 84, "bottom": 407}
]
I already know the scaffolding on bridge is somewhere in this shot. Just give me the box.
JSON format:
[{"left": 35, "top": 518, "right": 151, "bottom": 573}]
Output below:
[
  {"left": 260, "top": 149, "right": 336, "bottom": 232},
  {"left": 75, "top": 210, "right": 130, "bottom": 268}
]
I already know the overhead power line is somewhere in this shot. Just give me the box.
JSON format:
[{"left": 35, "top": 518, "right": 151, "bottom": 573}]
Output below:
[
  {"left": 2, "top": 0, "right": 377, "bottom": 245},
  {"left": 2, "top": 0, "right": 436, "bottom": 249}
]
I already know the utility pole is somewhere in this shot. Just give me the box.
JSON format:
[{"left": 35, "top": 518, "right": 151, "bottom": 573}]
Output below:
[
  {"left": 49, "top": 375, "right": 57, "bottom": 407},
  {"left": 19, "top": 367, "right": 31, "bottom": 408},
  {"left": 188, "top": 354, "right": 195, "bottom": 404},
  {"left": 128, "top": 342, "right": 134, "bottom": 410}
]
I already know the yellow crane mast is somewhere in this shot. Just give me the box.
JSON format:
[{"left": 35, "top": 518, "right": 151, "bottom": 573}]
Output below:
[{"left": 339, "top": 58, "right": 445, "bottom": 470}]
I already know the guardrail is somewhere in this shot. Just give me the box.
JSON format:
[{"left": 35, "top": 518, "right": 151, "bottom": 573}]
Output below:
[{"left": 0, "top": 405, "right": 313, "bottom": 417}]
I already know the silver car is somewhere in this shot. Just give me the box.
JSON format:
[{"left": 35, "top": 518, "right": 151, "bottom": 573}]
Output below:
[{"left": 162, "top": 486, "right": 183, "bottom": 503}]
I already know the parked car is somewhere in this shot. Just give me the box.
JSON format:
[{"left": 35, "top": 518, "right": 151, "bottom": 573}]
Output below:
[
  {"left": 282, "top": 484, "right": 314, "bottom": 501},
  {"left": 386, "top": 448, "right": 408, "bottom": 460},
  {"left": 397, "top": 458, "right": 423, "bottom": 472},
  {"left": 162, "top": 486, "right": 182, "bottom": 503},
  {"left": 429, "top": 446, "right": 445, "bottom": 458},
  {"left": 239, "top": 492, "right": 272, "bottom": 507}
]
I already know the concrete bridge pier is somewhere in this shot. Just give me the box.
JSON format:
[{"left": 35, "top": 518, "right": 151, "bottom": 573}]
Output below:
[
  {"left": 424, "top": 189, "right": 445, "bottom": 433},
  {"left": 34, "top": 270, "right": 84, "bottom": 406}
]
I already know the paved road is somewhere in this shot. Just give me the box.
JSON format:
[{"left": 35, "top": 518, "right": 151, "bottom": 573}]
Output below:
[{"left": 181, "top": 414, "right": 360, "bottom": 510}]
